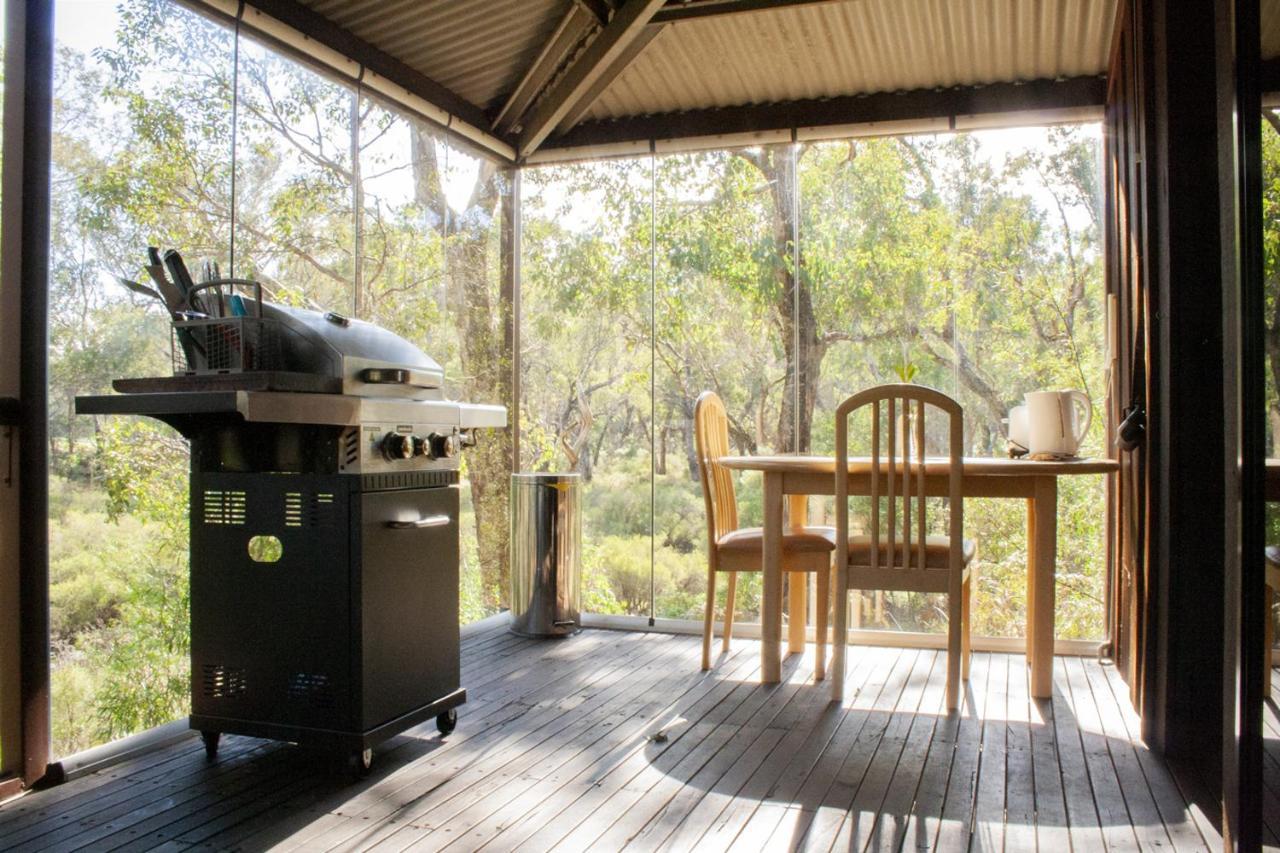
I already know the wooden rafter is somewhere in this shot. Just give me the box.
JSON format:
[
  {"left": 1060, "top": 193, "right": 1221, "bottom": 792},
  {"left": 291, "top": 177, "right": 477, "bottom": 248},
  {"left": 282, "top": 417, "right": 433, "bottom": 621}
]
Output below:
[
  {"left": 553, "top": 24, "right": 665, "bottom": 135},
  {"left": 516, "top": 0, "right": 668, "bottom": 158},
  {"left": 493, "top": 4, "right": 599, "bottom": 135},
  {"left": 649, "top": 0, "right": 845, "bottom": 25},
  {"left": 541, "top": 75, "right": 1108, "bottom": 153}
]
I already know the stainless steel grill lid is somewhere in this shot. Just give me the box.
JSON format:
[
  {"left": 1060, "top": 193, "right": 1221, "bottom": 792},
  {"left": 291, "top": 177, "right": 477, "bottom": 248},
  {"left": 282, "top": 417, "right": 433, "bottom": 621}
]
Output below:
[{"left": 260, "top": 303, "right": 446, "bottom": 398}]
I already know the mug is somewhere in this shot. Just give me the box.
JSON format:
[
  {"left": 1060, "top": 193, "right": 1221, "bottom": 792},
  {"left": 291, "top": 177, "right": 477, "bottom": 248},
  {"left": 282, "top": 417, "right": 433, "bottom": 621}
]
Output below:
[{"left": 1025, "top": 390, "right": 1092, "bottom": 457}]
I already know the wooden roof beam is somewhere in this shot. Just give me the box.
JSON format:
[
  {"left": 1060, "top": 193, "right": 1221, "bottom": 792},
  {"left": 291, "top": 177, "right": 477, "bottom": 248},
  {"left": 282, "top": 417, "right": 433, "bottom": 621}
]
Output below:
[
  {"left": 540, "top": 74, "right": 1108, "bottom": 154},
  {"left": 516, "top": 0, "right": 668, "bottom": 158},
  {"left": 553, "top": 24, "right": 665, "bottom": 135},
  {"left": 493, "top": 4, "right": 598, "bottom": 135},
  {"left": 649, "top": 0, "right": 844, "bottom": 25}
]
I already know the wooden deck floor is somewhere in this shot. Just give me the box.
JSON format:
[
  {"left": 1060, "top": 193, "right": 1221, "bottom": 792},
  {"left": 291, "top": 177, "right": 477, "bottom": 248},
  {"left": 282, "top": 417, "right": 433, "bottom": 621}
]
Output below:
[
  {"left": 1263, "top": 668, "right": 1280, "bottom": 849},
  {"left": 0, "top": 626, "right": 1218, "bottom": 851}
]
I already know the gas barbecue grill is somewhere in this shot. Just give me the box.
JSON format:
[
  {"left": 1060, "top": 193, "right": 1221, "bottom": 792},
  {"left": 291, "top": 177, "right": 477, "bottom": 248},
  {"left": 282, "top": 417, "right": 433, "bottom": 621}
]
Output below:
[{"left": 77, "top": 282, "right": 506, "bottom": 775}]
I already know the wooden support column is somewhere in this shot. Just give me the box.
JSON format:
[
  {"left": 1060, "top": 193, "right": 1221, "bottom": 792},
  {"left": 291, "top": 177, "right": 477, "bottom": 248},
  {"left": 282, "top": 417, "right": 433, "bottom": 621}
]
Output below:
[{"left": 0, "top": 0, "right": 54, "bottom": 788}]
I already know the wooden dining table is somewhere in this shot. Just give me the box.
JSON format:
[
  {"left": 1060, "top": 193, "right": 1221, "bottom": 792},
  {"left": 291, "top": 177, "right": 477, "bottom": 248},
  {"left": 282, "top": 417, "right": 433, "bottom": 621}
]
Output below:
[{"left": 718, "top": 454, "right": 1119, "bottom": 699}]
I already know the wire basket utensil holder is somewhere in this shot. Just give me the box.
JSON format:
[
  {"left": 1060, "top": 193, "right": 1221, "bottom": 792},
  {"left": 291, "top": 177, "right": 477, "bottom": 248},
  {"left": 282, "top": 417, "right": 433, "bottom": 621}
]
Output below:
[{"left": 171, "top": 279, "right": 282, "bottom": 375}]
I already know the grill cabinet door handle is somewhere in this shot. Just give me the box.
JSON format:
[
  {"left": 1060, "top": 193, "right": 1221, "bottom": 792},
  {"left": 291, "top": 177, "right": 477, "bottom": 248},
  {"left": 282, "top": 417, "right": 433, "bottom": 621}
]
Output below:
[{"left": 385, "top": 514, "right": 451, "bottom": 530}]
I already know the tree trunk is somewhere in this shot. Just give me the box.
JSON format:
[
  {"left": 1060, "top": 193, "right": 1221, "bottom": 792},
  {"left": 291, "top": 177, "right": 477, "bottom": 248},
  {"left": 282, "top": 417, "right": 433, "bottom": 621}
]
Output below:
[
  {"left": 411, "top": 128, "right": 513, "bottom": 613},
  {"left": 739, "top": 148, "right": 824, "bottom": 453}
]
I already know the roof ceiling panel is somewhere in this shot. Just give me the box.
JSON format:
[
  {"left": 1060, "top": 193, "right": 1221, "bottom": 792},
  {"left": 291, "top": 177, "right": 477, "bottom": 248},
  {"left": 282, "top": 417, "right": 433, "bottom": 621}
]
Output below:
[
  {"left": 587, "top": 0, "right": 1116, "bottom": 122},
  {"left": 300, "top": 0, "right": 574, "bottom": 111}
]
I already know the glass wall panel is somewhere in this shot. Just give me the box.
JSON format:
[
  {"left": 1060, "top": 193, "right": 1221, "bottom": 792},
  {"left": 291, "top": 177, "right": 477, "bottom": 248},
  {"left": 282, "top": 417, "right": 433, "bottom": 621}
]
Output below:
[
  {"left": 801, "top": 127, "right": 1106, "bottom": 640},
  {"left": 652, "top": 147, "right": 793, "bottom": 624},
  {"left": 49, "top": 0, "right": 233, "bottom": 755},
  {"left": 520, "top": 159, "right": 653, "bottom": 616},
  {"left": 440, "top": 137, "right": 513, "bottom": 620},
  {"left": 232, "top": 35, "right": 354, "bottom": 309}
]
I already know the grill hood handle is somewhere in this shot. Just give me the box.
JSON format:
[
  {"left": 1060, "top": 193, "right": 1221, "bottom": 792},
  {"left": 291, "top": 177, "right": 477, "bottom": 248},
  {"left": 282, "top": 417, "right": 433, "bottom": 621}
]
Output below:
[
  {"left": 386, "top": 514, "right": 451, "bottom": 530},
  {"left": 360, "top": 367, "right": 440, "bottom": 390}
]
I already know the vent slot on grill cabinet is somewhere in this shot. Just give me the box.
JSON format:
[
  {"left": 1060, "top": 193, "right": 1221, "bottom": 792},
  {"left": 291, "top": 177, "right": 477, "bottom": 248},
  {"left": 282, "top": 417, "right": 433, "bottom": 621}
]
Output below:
[
  {"left": 203, "top": 490, "right": 246, "bottom": 526},
  {"left": 203, "top": 665, "right": 247, "bottom": 698},
  {"left": 341, "top": 427, "right": 360, "bottom": 469},
  {"left": 284, "top": 491, "right": 337, "bottom": 528},
  {"left": 288, "top": 672, "right": 334, "bottom": 708}
]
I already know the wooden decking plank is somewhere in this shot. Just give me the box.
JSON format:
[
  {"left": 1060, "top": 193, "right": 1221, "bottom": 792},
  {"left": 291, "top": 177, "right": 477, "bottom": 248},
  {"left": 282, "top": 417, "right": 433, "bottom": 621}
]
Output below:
[
  {"left": 509, "top": 646, "right": 801, "bottom": 851},
  {"left": 1079, "top": 656, "right": 1203, "bottom": 852},
  {"left": 759, "top": 647, "right": 909, "bottom": 852},
  {"left": 0, "top": 736, "right": 216, "bottom": 835},
  {"left": 691, "top": 662, "right": 845, "bottom": 851},
  {"left": 66, "top": 746, "right": 311, "bottom": 853},
  {"left": 1049, "top": 656, "right": 1108, "bottom": 851},
  {"left": 374, "top": 637, "right": 731, "bottom": 852},
  {"left": 931, "top": 645, "right": 988, "bottom": 850},
  {"left": 886, "top": 641, "right": 965, "bottom": 853},
  {"left": 557, "top": 649, "right": 797, "bottom": 851},
  {"left": 1028, "top": 691, "right": 1070, "bottom": 850},
  {"left": 1094, "top": 661, "right": 1210, "bottom": 851},
  {"left": 0, "top": 630, "right": 1209, "bottom": 853},
  {"left": 829, "top": 648, "right": 944, "bottom": 853},
  {"left": 1062, "top": 655, "right": 1142, "bottom": 851},
  {"left": 620, "top": 647, "right": 882, "bottom": 853},
  {"left": 256, "top": 630, "right": 664, "bottom": 851},
  {"left": 9, "top": 738, "right": 275, "bottom": 850},
  {"left": 1003, "top": 651, "right": 1038, "bottom": 852},
  {"left": 859, "top": 646, "right": 950, "bottom": 853},
  {"left": 970, "top": 653, "right": 1008, "bottom": 853},
  {"left": 653, "top": 726, "right": 789, "bottom": 852},
  {"left": 469, "top": 644, "right": 766, "bottom": 853},
  {"left": 301, "top": 635, "right": 695, "bottom": 851},
  {"left": 795, "top": 648, "right": 928, "bottom": 850}
]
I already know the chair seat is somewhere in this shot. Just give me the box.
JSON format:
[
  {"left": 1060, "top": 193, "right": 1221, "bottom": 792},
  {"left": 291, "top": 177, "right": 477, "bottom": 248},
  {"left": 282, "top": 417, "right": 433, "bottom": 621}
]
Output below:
[
  {"left": 845, "top": 534, "right": 976, "bottom": 569},
  {"left": 717, "top": 526, "right": 837, "bottom": 554}
]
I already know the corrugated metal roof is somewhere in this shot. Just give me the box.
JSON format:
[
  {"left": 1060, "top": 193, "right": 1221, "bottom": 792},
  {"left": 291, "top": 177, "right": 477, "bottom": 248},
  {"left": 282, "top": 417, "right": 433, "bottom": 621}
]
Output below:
[
  {"left": 270, "top": 0, "right": 1123, "bottom": 147},
  {"left": 299, "top": 0, "right": 573, "bottom": 112},
  {"left": 587, "top": 0, "right": 1116, "bottom": 122}
]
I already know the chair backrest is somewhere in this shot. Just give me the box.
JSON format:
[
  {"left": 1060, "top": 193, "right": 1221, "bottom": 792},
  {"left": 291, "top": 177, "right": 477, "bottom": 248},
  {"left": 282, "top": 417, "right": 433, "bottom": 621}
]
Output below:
[
  {"left": 694, "top": 391, "right": 739, "bottom": 550},
  {"left": 834, "top": 383, "right": 964, "bottom": 584}
]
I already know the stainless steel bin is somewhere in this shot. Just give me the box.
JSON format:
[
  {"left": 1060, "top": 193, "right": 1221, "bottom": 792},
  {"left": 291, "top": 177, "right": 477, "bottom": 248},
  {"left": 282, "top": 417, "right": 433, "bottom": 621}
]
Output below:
[{"left": 509, "top": 473, "right": 581, "bottom": 637}]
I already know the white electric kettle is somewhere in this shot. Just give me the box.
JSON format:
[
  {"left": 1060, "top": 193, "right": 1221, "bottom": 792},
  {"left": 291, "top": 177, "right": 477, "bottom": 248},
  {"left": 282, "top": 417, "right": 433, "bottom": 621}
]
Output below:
[{"left": 1013, "top": 390, "right": 1091, "bottom": 457}]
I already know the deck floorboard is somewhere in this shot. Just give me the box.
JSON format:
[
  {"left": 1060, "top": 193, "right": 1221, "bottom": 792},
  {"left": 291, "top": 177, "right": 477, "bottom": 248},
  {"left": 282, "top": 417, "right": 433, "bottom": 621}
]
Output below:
[{"left": 0, "top": 628, "right": 1215, "bottom": 851}]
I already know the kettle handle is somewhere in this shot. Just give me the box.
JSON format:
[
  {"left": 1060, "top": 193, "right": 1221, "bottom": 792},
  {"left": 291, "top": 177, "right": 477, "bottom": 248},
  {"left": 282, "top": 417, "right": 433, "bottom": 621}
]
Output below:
[{"left": 1070, "top": 390, "right": 1093, "bottom": 445}]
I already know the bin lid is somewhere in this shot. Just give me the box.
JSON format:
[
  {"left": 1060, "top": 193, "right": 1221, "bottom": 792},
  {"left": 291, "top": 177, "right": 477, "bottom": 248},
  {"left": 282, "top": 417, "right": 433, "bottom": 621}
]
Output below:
[{"left": 512, "top": 472, "right": 581, "bottom": 485}]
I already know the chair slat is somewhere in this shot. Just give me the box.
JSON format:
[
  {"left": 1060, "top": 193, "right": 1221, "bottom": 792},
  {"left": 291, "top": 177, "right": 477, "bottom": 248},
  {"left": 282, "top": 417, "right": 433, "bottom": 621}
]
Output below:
[
  {"left": 886, "top": 397, "right": 896, "bottom": 571},
  {"left": 901, "top": 395, "right": 911, "bottom": 571},
  {"left": 870, "top": 399, "right": 880, "bottom": 572},
  {"left": 916, "top": 398, "right": 926, "bottom": 573}
]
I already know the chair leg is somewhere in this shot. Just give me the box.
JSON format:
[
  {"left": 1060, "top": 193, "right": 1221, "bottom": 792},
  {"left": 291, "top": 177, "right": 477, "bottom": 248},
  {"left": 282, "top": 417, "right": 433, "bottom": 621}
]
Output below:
[
  {"left": 1267, "top": 585, "right": 1275, "bottom": 700},
  {"left": 961, "top": 575, "right": 972, "bottom": 681},
  {"left": 946, "top": 589, "right": 962, "bottom": 712},
  {"left": 702, "top": 563, "right": 717, "bottom": 671},
  {"left": 723, "top": 572, "right": 738, "bottom": 654},
  {"left": 831, "top": 565, "right": 848, "bottom": 703},
  {"left": 815, "top": 562, "right": 830, "bottom": 681}
]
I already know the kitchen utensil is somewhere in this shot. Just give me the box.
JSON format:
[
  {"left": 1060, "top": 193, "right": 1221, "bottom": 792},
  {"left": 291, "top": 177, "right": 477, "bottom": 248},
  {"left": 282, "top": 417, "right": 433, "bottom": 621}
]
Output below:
[
  {"left": 117, "top": 277, "right": 165, "bottom": 304},
  {"left": 1025, "top": 390, "right": 1092, "bottom": 457}
]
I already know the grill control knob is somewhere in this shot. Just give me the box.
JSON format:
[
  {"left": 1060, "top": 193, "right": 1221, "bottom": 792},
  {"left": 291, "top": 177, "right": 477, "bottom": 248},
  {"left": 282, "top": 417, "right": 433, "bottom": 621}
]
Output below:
[
  {"left": 381, "top": 432, "right": 414, "bottom": 460},
  {"left": 427, "top": 432, "right": 460, "bottom": 460}
]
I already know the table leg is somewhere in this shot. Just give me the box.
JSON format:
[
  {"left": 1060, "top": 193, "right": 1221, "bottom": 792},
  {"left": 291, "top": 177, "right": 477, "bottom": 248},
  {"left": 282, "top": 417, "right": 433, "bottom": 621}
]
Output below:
[
  {"left": 788, "top": 494, "right": 808, "bottom": 655},
  {"left": 1030, "top": 477, "right": 1058, "bottom": 699},
  {"left": 762, "top": 472, "right": 783, "bottom": 683},
  {"left": 1025, "top": 497, "right": 1037, "bottom": 677}
]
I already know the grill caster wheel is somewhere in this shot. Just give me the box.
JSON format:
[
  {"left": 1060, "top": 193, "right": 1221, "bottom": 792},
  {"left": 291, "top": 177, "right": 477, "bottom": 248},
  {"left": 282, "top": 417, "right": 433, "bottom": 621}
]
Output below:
[
  {"left": 346, "top": 748, "right": 373, "bottom": 779},
  {"left": 436, "top": 709, "right": 457, "bottom": 735},
  {"left": 201, "top": 731, "right": 220, "bottom": 761}
]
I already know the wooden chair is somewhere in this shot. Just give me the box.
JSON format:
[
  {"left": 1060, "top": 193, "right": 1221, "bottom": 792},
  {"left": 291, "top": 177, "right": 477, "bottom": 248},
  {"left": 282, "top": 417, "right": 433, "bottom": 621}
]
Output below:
[
  {"left": 694, "top": 391, "right": 836, "bottom": 675},
  {"left": 829, "top": 384, "right": 975, "bottom": 710},
  {"left": 1265, "top": 547, "right": 1280, "bottom": 699}
]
